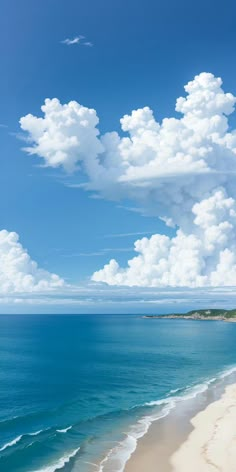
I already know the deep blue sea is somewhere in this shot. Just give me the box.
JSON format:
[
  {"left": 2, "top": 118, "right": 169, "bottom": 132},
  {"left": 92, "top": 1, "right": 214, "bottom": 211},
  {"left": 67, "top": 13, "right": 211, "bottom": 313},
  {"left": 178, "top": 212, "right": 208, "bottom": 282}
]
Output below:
[{"left": 1, "top": 314, "right": 236, "bottom": 472}]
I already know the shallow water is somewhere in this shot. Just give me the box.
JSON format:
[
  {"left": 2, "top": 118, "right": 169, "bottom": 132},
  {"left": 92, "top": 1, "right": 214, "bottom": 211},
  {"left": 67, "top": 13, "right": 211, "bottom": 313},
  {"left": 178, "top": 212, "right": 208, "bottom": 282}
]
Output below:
[{"left": 0, "top": 314, "right": 236, "bottom": 471}]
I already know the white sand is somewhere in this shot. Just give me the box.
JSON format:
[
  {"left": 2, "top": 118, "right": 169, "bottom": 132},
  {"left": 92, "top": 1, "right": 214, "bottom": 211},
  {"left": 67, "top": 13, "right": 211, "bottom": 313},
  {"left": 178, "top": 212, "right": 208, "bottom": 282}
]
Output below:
[{"left": 171, "top": 383, "right": 236, "bottom": 472}]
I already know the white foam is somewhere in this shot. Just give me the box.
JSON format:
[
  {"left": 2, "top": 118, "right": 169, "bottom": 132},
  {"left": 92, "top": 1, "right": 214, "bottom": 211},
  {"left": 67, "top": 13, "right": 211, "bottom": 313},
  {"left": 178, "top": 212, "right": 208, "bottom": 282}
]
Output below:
[
  {"left": 30, "top": 429, "right": 45, "bottom": 436},
  {"left": 169, "top": 387, "right": 182, "bottom": 394},
  {"left": 0, "top": 435, "right": 22, "bottom": 451},
  {"left": 0, "top": 428, "right": 49, "bottom": 452},
  {"left": 146, "top": 376, "right": 218, "bottom": 409},
  {"left": 56, "top": 426, "right": 72, "bottom": 433},
  {"left": 31, "top": 447, "right": 80, "bottom": 472},
  {"left": 219, "top": 365, "right": 236, "bottom": 379},
  {"left": 98, "top": 402, "right": 174, "bottom": 472}
]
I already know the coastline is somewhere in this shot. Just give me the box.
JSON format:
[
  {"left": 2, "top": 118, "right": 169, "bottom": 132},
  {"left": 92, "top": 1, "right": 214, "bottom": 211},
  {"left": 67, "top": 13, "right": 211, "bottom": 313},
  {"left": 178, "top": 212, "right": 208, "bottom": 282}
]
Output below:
[
  {"left": 124, "top": 369, "right": 236, "bottom": 472},
  {"left": 143, "top": 315, "right": 236, "bottom": 322},
  {"left": 142, "top": 308, "right": 236, "bottom": 322}
]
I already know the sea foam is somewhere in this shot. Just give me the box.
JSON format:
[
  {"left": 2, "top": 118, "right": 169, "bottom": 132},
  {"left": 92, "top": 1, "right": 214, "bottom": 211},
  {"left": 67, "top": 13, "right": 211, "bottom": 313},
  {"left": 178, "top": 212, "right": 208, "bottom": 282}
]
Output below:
[
  {"left": 56, "top": 425, "right": 72, "bottom": 433},
  {"left": 0, "top": 428, "right": 49, "bottom": 452},
  {"left": 0, "top": 435, "right": 23, "bottom": 452},
  {"left": 31, "top": 447, "right": 80, "bottom": 472}
]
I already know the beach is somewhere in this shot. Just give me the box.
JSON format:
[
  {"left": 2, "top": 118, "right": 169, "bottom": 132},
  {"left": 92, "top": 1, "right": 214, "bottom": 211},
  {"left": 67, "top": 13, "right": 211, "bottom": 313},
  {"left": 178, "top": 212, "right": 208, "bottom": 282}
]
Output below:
[
  {"left": 125, "top": 376, "right": 236, "bottom": 472},
  {"left": 171, "top": 383, "right": 236, "bottom": 472}
]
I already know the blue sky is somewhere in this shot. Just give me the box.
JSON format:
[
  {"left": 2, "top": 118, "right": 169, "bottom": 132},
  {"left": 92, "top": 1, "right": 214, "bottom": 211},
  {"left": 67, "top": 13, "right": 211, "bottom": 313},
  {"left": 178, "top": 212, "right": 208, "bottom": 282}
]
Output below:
[{"left": 1, "top": 0, "right": 236, "bottom": 311}]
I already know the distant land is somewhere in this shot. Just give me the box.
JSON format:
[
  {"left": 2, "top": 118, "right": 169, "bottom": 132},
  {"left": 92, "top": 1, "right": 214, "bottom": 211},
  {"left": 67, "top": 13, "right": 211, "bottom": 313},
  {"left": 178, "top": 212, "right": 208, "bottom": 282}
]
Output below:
[{"left": 143, "top": 309, "right": 236, "bottom": 322}]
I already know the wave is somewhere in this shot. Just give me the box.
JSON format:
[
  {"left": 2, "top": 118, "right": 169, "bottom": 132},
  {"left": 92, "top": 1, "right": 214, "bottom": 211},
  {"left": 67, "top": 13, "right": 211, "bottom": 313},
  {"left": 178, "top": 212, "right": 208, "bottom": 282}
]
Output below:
[
  {"left": 56, "top": 426, "right": 72, "bottom": 433},
  {"left": 31, "top": 447, "right": 80, "bottom": 472},
  {"left": 219, "top": 365, "right": 236, "bottom": 379},
  {"left": 145, "top": 379, "right": 214, "bottom": 407},
  {"left": 0, "top": 428, "right": 50, "bottom": 452},
  {"left": 0, "top": 435, "right": 22, "bottom": 452},
  {"left": 0, "top": 411, "right": 53, "bottom": 431},
  {"left": 0, "top": 397, "right": 78, "bottom": 432},
  {"left": 97, "top": 365, "right": 236, "bottom": 472},
  {"left": 29, "top": 429, "right": 48, "bottom": 436},
  {"left": 0, "top": 415, "right": 21, "bottom": 427}
]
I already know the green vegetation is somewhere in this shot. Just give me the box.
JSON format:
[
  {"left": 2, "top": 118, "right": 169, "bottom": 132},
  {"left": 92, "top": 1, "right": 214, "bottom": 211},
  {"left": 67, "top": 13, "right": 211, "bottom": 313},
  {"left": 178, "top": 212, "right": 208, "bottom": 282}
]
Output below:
[{"left": 186, "top": 309, "right": 236, "bottom": 318}]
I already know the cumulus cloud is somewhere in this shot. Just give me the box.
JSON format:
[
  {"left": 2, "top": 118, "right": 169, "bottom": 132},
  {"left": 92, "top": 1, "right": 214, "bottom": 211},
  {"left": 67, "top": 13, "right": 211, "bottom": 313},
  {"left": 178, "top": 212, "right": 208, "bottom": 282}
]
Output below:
[
  {"left": 20, "top": 72, "right": 236, "bottom": 287},
  {"left": 0, "top": 230, "right": 64, "bottom": 293},
  {"left": 20, "top": 98, "right": 102, "bottom": 173}
]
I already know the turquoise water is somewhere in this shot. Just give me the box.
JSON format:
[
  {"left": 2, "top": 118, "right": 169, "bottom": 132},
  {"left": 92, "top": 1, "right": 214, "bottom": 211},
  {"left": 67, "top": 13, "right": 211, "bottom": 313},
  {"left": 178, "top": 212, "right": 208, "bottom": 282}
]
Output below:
[{"left": 0, "top": 314, "right": 236, "bottom": 471}]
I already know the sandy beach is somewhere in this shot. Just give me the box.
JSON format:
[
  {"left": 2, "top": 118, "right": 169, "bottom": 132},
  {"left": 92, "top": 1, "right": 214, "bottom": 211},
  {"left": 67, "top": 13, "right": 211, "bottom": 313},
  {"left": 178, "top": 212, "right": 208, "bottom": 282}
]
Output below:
[
  {"left": 171, "top": 383, "right": 236, "bottom": 472},
  {"left": 125, "top": 378, "right": 236, "bottom": 472}
]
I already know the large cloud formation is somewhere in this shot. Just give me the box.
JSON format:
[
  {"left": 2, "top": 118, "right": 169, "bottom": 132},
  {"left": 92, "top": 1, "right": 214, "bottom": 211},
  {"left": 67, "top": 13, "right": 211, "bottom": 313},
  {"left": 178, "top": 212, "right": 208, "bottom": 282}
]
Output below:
[
  {"left": 0, "top": 230, "right": 64, "bottom": 292},
  {"left": 20, "top": 73, "right": 236, "bottom": 287}
]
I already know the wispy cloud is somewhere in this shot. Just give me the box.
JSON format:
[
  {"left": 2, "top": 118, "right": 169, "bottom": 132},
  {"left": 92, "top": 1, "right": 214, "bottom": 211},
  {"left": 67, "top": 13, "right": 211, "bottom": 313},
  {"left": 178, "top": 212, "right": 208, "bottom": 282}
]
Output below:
[
  {"left": 104, "top": 231, "right": 157, "bottom": 238},
  {"left": 61, "top": 36, "right": 93, "bottom": 47},
  {"left": 0, "top": 124, "right": 7, "bottom": 129},
  {"left": 62, "top": 247, "right": 133, "bottom": 257},
  {"left": 1, "top": 286, "right": 236, "bottom": 314}
]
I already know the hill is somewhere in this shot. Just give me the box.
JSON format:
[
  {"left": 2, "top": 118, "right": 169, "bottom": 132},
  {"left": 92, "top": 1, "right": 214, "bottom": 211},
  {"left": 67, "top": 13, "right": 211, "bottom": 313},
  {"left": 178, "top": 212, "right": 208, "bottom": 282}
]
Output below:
[{"left": 143, "top": 309, "right": 236, "bottom": 321}]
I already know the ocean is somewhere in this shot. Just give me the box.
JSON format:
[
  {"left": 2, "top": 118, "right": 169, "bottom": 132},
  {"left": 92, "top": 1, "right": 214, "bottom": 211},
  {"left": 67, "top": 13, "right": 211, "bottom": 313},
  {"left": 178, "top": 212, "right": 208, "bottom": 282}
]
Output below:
[{"left": 0, "top": 314, "right": 236, "bottom": 471}]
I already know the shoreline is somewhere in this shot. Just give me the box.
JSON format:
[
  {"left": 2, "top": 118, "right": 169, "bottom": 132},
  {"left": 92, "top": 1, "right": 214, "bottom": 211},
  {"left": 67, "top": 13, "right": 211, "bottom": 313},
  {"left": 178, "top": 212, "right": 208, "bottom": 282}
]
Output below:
[
  {"left": 124, "top": 369, "right": 236, "bottom": 472},
  {"left": 142, "top": 308, "right": 236, "bottom": 322}
]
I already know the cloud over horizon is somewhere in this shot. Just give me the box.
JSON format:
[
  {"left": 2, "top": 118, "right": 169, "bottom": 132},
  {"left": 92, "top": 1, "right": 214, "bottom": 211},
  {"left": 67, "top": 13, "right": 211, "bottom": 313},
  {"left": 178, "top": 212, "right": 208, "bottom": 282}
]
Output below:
[
  {"left": 19, "top": 72, "right": 236, "bottom": 287},
  {"left": 0, "top": 230, "right": 64, "bottom": 293}
]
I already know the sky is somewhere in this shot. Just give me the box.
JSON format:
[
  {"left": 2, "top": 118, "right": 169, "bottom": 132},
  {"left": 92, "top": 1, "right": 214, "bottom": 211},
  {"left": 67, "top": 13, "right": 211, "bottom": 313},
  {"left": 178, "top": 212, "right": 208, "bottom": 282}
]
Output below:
[{"left": 1, "top": 0, "right": 236, "bottom": 312}]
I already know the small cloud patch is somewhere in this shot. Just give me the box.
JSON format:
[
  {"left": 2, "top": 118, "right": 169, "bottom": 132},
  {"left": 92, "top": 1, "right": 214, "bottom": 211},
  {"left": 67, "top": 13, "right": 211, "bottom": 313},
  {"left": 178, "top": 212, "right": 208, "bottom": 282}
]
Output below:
[{"left": 61, "top": 36, "right": 93, "bottom": 47}]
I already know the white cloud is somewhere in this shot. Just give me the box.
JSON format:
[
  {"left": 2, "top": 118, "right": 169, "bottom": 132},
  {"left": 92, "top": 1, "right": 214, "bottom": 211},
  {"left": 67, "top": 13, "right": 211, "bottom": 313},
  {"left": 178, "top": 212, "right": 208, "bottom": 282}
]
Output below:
[
  {"left": 0, "top": 230, "right": 64, "bottom": 293},
  {"left": 20, "top": 72, "right": 236, "bottom": 287},
  {"left": 20, "top": 98, "right": 102, "bottom": 172},
  {"left": 61, "top": 36, "right": 93, "bottom": 47},
  {"left": 92, "top": 193, "right": 236, "bottom": 287}
]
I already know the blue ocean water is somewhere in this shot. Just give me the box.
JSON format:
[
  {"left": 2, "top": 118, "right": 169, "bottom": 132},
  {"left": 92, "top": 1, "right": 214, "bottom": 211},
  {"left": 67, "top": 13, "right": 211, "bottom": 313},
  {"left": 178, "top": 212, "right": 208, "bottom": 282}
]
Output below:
[{"left": 0, "top": 314, "right": 236, "bottom": 472}]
